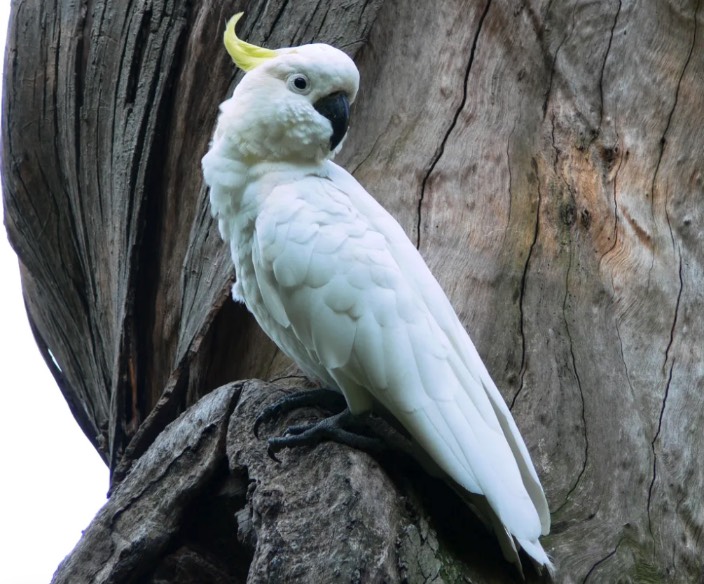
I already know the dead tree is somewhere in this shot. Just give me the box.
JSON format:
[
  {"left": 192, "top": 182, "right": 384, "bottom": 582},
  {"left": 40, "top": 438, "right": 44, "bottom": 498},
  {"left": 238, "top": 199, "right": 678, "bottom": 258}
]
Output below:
[{"left": 3, "top": 0, "right": 703, "bottom": 581}]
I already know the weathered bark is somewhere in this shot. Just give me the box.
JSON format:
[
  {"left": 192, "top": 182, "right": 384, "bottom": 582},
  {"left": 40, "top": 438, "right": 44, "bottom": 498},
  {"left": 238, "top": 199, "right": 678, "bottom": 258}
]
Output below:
[
  {"left": 3, "top": 0, "right": 703, "bottom": 581},
  {"left": 53, "top": 379, "right": 520, "bottom": 584},
  {"left": 52, "top": 382, "right": 242, "bottom": 584}
]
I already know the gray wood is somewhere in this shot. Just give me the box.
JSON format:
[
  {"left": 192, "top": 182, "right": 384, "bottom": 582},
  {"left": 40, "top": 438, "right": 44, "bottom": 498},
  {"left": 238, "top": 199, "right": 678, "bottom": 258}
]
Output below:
[
  {"left": 53, "top": 379, "right": 523, "bottom": 583},
  {"left": 3, "top": 0, "right": 703, "bottom": 581},
  {"left": 226, "top": 380, "right": 518, "bottom": 583},
  {"left": 52, "top": 382, "right": 242, "bottom": 584}
]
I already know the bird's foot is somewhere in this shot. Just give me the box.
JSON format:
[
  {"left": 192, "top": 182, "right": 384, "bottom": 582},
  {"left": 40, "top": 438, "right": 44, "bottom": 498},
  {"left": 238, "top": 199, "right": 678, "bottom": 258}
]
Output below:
[
  {"left": 265, "top": 409, "right": 386, "bottom": 462},
  {"left": 255, "top": 387, "right": 416, "bottom": 462},
  {"left": 253, "top": 388, "right": 347, "bottom": 438}
]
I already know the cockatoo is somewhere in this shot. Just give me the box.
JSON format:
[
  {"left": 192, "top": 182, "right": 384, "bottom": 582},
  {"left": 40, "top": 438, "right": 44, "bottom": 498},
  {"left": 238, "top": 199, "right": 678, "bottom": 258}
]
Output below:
[{"left": 202, "top": 13, "right": 553, "bottom": 575}]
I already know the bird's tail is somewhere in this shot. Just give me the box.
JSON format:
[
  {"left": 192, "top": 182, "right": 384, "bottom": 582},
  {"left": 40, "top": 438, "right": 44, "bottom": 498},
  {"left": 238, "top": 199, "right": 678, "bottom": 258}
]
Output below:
[
  {"left": 410, "top": 444, "right": 556, "bottom": 577},
  {"left": 515, "top": 536, "right": 556, "bottom": 578},
  {"left": 464, "top": 492, "right": 555, "bottom": 579}
]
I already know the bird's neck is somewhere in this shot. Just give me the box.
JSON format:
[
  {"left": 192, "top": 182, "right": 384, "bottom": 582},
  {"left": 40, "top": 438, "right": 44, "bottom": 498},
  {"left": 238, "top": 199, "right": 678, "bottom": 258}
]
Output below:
[
  {"left": 245, "top": 159, "right": 329, "bottom": 182},
  {"left": 237, "top": 159, "right": 329, "bottom": 215}
]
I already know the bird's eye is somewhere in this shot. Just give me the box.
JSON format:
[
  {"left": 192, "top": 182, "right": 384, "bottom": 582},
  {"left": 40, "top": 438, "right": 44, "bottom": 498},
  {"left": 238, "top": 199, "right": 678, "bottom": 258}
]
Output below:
[{"left": 288, "top": 74, "right": 310, "bottom": 94}]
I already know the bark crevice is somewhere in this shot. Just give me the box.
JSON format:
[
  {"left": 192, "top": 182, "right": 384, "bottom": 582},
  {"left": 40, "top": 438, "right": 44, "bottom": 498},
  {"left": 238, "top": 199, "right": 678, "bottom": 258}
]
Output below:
[
  {"left": 4, "top": 0, "right": 704, "bottom": 581},
  {"left": 511, "top": 159, "right": 541, "bottom": 411},
  {"left": 415, "top": 0, "right": 493, "bottom": 250}
]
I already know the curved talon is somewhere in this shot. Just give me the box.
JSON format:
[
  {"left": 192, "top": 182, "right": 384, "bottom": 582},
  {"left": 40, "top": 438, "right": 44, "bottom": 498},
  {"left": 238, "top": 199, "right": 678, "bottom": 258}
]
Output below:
[
  {"left": 263, "top": 410, "right": 388, "bottom": 463},
  {"left": 254, "top": 388, "right": 346, "bottom": 438},
  {"left": 253, "top": 415, "right": 264, "bottom": 439},
  {"left": 253, "top": 398, "right": 288, "bottom": 438},
  {"left": 254, "top": 398, "right": 293, "bottom": 438},
  {"left": 266, "top": 441, "right": 283, "bottom": 463}
]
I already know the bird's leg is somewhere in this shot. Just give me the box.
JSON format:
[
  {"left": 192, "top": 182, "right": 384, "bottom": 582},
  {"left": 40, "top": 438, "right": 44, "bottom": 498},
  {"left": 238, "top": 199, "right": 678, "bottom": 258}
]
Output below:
[
  {"left": 253, "top": 388, "right": 347, "bottom": 438},
  {"left": 255, "top": 387, "right": 418, "bottom": 462},
  {"left": 266, "top": 409, "right": 387, "bottom": 462}
]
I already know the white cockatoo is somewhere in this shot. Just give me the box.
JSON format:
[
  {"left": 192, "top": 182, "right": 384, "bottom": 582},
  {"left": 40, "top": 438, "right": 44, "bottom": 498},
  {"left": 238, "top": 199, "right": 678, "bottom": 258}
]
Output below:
[{"left": 202, "top": 13, "right": 553, "bottom": 574}]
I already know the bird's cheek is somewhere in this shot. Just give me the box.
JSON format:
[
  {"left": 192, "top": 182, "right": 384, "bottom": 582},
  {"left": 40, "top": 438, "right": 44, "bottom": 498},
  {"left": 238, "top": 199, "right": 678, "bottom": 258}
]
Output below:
[{"left": 277, "top": 105, "right": 328, "bottom": 153}]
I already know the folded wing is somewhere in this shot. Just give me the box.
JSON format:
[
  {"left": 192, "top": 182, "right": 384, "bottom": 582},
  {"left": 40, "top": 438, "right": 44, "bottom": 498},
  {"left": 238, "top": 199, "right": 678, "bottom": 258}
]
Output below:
[{"left": 252, "top": 168, "right": 549, "bottom": 546}]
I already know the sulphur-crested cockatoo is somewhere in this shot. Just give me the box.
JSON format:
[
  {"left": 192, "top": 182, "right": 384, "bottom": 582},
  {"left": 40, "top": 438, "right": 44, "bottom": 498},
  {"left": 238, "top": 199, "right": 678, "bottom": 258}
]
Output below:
[{"left": 202, "top": 13, "right": 553, "bottom": 574}]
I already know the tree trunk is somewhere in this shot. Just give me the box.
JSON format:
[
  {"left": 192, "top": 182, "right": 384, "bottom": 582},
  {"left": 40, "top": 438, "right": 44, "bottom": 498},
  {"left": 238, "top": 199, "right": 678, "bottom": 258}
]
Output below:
[{"left": 3, "top": 0, "right": 702, "bottom": 582}]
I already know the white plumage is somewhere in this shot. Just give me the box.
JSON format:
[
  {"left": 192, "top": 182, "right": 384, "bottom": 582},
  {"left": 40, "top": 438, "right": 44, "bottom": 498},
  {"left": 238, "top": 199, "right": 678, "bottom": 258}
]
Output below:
[{"left": 203, "top": 14, "right": 553, "bottom": 574}]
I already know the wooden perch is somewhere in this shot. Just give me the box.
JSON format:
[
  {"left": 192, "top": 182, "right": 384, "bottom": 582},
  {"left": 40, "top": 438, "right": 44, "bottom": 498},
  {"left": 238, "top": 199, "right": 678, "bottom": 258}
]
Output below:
[
  {"left": 53, "top": 380, "right": 534, "bottom": 583},
  {"left": 3, "top": 0, "right": 703, "bottom": 581}
]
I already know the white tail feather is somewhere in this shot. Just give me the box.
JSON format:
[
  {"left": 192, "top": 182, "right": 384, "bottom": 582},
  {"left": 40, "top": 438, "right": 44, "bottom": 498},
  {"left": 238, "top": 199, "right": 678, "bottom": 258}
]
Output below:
[{"left": 516, "top": 536, "right": 556, "bottom": 577}]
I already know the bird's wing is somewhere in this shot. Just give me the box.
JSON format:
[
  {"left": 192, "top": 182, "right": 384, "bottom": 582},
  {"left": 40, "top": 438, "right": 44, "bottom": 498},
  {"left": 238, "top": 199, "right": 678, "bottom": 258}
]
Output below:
[
  {"left": 253, "top": 171, "right": 545, "bottom": 541},
  {"left": 326, "top": 162, "right": 550, "bottom": 536}
]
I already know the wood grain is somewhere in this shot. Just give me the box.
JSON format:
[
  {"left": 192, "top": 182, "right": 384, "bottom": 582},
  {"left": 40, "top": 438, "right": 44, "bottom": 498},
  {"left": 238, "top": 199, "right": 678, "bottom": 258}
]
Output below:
[{"left": 3, "top": 0, "right": 703, "bottom": 581}]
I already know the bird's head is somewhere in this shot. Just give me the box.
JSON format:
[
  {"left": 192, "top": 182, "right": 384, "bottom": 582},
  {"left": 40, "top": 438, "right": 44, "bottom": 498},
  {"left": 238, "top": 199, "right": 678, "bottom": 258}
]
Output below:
[{"left": 215, "top": 13, "right": 360, "bottom": 164}]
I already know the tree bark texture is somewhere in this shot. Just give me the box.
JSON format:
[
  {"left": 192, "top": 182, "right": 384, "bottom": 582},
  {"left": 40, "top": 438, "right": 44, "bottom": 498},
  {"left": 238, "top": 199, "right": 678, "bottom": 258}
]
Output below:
[{"left": 3, "top": 0, "right": 703, "bottom": 582}]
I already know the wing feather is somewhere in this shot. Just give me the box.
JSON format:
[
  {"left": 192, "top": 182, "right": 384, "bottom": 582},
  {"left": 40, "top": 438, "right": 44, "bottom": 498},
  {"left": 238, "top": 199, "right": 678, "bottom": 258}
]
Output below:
[
  {"left": 251, "top": 228, "right": 290, "bottom": 328},
  {"left": 312, "top": 303, "right": 355, "bottom": 369},
  {"left": 252, "top": 170, "right": 548, "bottom": 543},
  {"left": 324, "top": 163, "right": 550, "bottom": 534},
  {"left": 351, "top": 313, "right": 388, "bottom": 389}
]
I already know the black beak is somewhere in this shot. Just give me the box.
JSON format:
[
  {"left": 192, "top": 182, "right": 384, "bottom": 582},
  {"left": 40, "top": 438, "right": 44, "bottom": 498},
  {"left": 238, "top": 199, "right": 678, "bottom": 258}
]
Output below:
[{"left": 313, "top": 91, "right": 350, "bottom": 151}]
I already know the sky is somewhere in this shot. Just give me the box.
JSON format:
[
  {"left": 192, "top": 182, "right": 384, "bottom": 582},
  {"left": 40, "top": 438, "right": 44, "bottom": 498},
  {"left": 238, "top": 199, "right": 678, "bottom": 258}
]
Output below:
[{"left": 0, "top": 6, "right": 110, "bottom": 584}]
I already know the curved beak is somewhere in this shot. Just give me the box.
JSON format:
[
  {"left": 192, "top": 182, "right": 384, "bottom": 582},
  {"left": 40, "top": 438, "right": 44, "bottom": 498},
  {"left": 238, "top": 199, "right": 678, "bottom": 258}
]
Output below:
[{"left": 313, "top": 91, "right": 350, "bottom": 151}]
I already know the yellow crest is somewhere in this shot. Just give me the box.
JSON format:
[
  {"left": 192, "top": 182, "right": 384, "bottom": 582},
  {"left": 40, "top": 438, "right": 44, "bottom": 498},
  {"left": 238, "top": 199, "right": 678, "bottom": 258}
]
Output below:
[{"left": 224, "top": 13, "right": 278, "bottom": 71}]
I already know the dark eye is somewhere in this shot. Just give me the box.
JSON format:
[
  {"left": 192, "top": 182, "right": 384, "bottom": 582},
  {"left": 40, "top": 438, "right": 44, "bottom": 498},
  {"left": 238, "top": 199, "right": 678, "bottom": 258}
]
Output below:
[{"left": 288, "top": 74, "right": 310, "bottom": 94}]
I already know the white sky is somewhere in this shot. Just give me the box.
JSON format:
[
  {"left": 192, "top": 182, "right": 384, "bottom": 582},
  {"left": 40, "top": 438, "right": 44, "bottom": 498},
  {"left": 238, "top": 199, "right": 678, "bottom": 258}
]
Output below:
[{"left": 0, "top": 6, "right": 110, "bottom": 584}]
